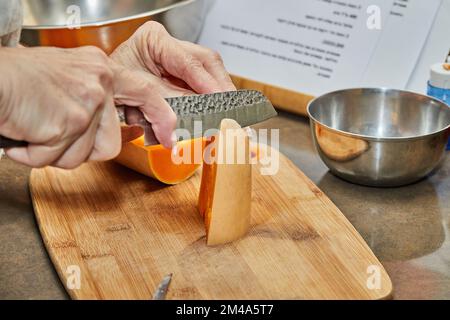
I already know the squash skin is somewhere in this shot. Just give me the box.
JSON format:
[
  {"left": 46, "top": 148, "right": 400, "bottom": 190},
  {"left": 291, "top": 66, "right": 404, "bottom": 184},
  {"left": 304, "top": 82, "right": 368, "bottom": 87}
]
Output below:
[
  {"left": 198, "top": 139, "right": 217, "bottom": 235},
  {"left": 115, "top": 137, "right": 205, "bottom": 185}
]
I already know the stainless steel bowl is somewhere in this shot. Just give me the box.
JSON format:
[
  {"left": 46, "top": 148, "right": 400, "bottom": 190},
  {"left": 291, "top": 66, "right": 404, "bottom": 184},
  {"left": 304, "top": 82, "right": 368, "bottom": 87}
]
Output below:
[
  {"left": 308, "top": 88, "right": 450, "bottom": 187},
  {"left": 20, "top": 0, "right": 206, "bottom": 53}
]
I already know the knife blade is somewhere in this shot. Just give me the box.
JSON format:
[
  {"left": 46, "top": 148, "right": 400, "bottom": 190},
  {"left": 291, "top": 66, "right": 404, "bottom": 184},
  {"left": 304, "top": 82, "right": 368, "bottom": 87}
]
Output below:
[
  {"left": 168, "top": 90, "right": 277, "bottom": 143},
  {"left": 152, "top": 273, "right": 173, "bottom": 300},
  {"left": 0, "top": 90, "right": 277, "bottom": 148}
]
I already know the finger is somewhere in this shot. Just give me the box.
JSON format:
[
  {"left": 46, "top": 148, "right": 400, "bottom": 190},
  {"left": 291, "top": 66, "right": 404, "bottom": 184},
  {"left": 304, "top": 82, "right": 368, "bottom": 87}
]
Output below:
[
  {"left": 6, "top": 144, "right": 66, "bottom": 168},
  {"left": 112, "top": 63, "right": 189, "bottom": 100},
  {"left": 89, "top": 92, "right": 121, "bottom": 161},
  {"left": 160, "top": 77, "right": 195, "bottom": 97},
  {"left": 165, "top": 48, "right": 222, "bottom": 94},
  {"left": 202, "top": 58, "right": 236, "bottom": 92},
  {"left": 132, "top": 69, "right": 195, "bottom": 98},
  {"left": 51, "top": 109, "right": 101, "bottom": 169},
  {"left": 5, "top": 102, "right": 87, "bottom": 168},
  {"left": 161, "top": 75, "right": 197, "bottom": 94},
  {"left": 140, "top": 94, "right": 177, "bottom": 149},
  {"left": 145, "top": 26, "right": 223, "bottom": 93},
  {"left": 174, "top": 55, "right": 222, "bottom": 94},
  {"left": 112, "top": 64, "right": 177, "bottom": 148},
  {"left": 124, "top": 107, "right": 164, "bottom": 147},
  {"left": 180, "top": 41, "right": 236, "bottom": 92}
]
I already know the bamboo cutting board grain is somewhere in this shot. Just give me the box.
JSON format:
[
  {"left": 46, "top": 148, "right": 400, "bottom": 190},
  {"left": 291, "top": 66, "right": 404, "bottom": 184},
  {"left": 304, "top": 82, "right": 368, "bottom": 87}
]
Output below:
[{"left": 30, "top": 149, "right": 392, "bottom": 300}]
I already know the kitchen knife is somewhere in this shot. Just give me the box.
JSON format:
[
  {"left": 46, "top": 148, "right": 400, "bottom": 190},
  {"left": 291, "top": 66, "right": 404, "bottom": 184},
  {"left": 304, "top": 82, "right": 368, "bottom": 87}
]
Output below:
[
  {"left": 165, "top": 89, "right": 277, "bottom": 144},
  {"left": 0, "top": 90, "right": 277, "bottom": 148},
  {"left": 152, "top": 273, "right": 173, "bottom": 300}
]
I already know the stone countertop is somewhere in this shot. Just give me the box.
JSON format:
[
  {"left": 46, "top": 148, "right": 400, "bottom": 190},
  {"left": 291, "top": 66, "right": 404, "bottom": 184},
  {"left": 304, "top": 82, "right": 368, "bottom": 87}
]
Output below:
[{"left": 0, "top": 111, "right": 449, "bottom": 300}]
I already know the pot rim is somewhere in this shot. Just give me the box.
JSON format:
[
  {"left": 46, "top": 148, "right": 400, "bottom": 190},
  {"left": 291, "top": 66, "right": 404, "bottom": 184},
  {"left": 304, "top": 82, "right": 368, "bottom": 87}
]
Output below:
[{"left": 22, "top": 0, "right": 194, "bottom": 30}]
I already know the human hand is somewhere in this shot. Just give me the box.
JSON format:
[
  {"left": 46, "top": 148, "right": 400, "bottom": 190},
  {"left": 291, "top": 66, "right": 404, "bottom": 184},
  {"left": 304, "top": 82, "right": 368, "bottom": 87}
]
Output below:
[
  {"left": 0, "top": 46, "right": 121, "bottom": 169},
  {"left": 0, "top": 45, "right": 179, "bottom": 170},
  {"left": 110, "top": 21, "right": 236, "bottom": 96}
]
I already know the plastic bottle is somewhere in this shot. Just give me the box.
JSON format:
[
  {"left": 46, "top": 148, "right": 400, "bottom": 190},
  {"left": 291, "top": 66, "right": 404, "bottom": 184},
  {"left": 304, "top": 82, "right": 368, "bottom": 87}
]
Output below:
[{"left": 427, "top": 53, "right": 450, "bottom": 150}]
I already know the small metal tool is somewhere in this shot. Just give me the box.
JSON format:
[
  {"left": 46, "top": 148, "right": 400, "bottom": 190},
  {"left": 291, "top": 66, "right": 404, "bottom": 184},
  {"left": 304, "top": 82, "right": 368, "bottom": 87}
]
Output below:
[{"left": 152, "top": 273, "right": 173, "bottom": 300}]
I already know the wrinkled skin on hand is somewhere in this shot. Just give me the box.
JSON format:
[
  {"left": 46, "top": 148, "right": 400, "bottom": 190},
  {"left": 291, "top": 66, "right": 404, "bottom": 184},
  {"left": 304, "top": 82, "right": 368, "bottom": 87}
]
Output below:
[
  {"left": 0, "top": 46, "right": 121, "bottom": 169},
  {"left": 110, "top": 21, "right": 236, "bottom": 101},
  {"left": 0, "top": 45, "right": 177, "bottom": 168},
  {"left": 111, "top": 22, "right": 235, "bottom": 147}
]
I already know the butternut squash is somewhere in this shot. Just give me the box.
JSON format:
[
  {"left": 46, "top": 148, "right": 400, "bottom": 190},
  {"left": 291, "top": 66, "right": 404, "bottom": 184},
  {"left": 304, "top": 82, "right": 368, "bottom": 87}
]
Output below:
[
  {"left": 115, "top": 136, "right": 205, "bottom": 185},
  {"left": 198, "top": 119, "right": 252, "bottom": 246}
]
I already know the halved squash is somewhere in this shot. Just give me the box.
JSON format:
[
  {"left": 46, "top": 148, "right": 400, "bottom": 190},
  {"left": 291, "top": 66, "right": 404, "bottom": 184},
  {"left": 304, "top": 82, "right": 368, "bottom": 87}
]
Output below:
[
  {"left": 115, "top": 136, "right": 205, "bottom": 185},
  {"left": 198, "top": 119, "right": 252, "bottom": 246}
]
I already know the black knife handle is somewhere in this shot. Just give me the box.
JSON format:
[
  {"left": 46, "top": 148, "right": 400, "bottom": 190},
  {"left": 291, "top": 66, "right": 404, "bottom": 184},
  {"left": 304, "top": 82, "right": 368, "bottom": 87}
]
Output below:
[{"left": 0, "top": 136, "right": 28, "bottom": 148}]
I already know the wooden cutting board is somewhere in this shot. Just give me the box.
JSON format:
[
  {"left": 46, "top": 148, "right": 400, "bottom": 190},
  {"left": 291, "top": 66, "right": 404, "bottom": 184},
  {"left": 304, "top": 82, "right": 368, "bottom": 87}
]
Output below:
[{"left": 30, "top": 149, "right": 392, "bottom": 300}]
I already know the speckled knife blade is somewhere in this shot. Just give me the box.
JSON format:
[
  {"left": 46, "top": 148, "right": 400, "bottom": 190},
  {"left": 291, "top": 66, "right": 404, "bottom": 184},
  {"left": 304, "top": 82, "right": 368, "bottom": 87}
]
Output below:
[
  {"left": 118, "top": 90, "right": 277, "bottom": 146},
  {"left": 168, "top": 90, "right": 277, "bottom": 142}
]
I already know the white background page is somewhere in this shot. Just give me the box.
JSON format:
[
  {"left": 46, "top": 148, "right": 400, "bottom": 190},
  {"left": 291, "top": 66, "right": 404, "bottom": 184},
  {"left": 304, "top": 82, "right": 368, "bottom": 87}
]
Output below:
[{"left": 198, "top": 0, "right": 442, "bottom": 96}]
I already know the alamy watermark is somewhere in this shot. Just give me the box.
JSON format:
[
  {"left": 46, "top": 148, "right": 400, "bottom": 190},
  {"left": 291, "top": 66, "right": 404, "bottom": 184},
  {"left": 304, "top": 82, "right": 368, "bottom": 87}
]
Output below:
[
  {"left": 66, "top": 265, "right": 81, "bottom": 290},
  {"left": 366, "top": 265, "right": 382, "bottom": 290},
  {"left": 171, "top": 124, "right": 280, "bottom": 176},
  {"left": 367, "top": 5, "right": 382, "bottom": 30},
  {"left": 66, "top": 5, "right": 81, "bottom": 29}
]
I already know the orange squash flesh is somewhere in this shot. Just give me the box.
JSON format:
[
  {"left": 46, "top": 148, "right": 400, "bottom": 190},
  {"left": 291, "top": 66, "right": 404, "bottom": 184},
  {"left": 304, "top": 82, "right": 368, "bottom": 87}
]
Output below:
[
  {"left": 115, "top": 136, "right": 205, "bottom": 185},
  {"left": 198, "top": 119, "right": 252, "bottom": 246}
]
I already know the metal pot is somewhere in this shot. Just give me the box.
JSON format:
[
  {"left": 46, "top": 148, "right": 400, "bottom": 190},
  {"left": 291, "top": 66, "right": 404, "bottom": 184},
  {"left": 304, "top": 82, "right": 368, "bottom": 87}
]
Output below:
[
  {"left": 20, "top": 0, "right": 208, "bottom": 54},
  {"left": 308, "top": 88, "right": 450, "bottom": 187}
]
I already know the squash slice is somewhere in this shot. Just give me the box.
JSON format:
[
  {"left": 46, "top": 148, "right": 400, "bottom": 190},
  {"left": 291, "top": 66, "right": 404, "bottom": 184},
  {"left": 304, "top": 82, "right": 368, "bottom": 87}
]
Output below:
[
  {"left": 115, "top": 136, "right": 205, "bottom": 185},
  {"left": 198, "top": 119, "right": 252, "bottom": 246}
]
